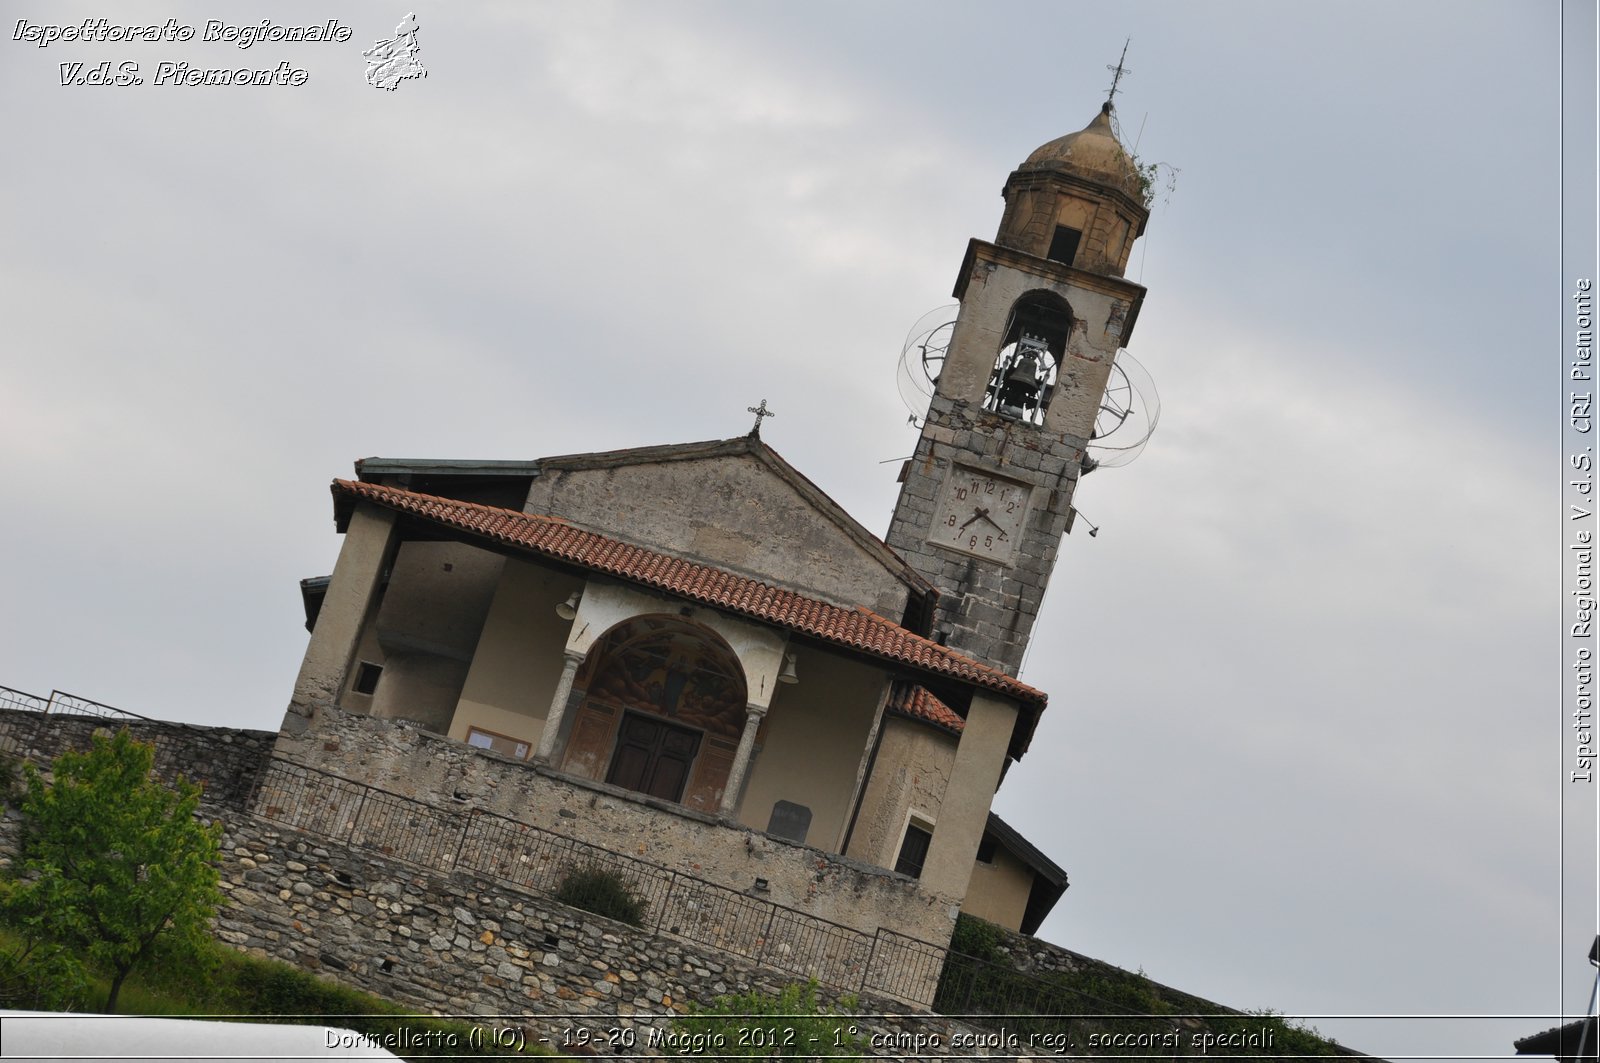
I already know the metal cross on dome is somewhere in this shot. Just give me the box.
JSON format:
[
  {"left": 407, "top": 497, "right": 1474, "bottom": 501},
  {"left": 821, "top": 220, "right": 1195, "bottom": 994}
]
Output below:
[
  {"left": 1105, "top": 38, "right": 1133, "bottom": 103},
  {"left": 747, "top": 398, "right": 775, "bottom": 437}
]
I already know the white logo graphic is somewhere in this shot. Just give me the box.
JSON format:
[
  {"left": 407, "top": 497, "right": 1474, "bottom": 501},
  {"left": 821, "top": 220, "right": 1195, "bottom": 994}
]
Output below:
[{"left": 363, "top": 13, "right": 425, "bottom": 91}]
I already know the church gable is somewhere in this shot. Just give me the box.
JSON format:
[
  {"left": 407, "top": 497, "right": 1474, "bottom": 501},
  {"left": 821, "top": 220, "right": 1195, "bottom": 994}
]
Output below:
[{"left": 525, "top": 437, "right": 929, "bottom": 622}]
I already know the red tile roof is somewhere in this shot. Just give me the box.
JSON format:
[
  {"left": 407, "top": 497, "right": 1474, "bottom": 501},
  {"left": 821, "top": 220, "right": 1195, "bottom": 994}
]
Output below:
[
  {"left": 332, "top": 480, "right": 1047, "bottom": 730},
  {"left": 887, "top": 684, "right": 965, "bottom": 735}
]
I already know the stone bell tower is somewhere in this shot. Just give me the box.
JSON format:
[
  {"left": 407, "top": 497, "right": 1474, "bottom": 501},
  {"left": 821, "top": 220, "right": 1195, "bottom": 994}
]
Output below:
[{"left": 886, "top": 101, "right": 1152, "bottom": 677}]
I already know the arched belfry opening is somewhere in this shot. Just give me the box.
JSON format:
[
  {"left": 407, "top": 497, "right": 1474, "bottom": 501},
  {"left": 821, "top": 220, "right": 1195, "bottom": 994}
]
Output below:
[
  {"left": 558, "top": 615, "right": 748, "bottom": 811},
  {"left": 983, "top": 290, "right": 1074, "bottom": 425}
]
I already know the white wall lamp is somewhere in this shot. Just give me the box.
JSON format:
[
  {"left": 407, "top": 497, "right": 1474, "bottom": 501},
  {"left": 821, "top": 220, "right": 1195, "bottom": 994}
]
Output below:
[{"left": 778, "top": 652, "right": 799, "bottom": 685}]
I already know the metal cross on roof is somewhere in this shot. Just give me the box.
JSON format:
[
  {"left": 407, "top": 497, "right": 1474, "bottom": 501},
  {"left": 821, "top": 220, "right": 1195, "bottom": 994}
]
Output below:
[
  {"left": 747, "top": 398, "right": 775, "bottom": 437},
  {"left": 1105, "top": 38, "right": 1133, "bottom": 103}
]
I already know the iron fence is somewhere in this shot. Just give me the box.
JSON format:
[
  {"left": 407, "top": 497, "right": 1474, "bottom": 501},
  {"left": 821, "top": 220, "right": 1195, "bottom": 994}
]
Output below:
[
  {"left": 248, "top": 756, "right": 368, "bottom": 839},
  {"left": 865, "top": 926, "right": 949, "bottom": 1002},
  {"left": 0, "top": 685, "right": 153, "bottom": 759},
  {"left": 245, "top": 755, "right": 946, "bottom": 1005},
  {"left": 39, "top": 690, "right": 153, "bottom": 722},
  {"left": 0, "top": 687, "right": 49, "bottom": 715},
  {"left": 352, "top": 786, "right": 466, "bottom": 869}
]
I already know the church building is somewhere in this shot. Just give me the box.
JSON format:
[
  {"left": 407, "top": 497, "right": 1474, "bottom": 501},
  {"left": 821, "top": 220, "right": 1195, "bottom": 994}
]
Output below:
[{"left": 274, "top": 100, "right": 1150, "bottom": 967}]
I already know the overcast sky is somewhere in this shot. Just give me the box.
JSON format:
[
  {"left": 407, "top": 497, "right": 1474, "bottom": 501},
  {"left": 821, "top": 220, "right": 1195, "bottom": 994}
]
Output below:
[{"left": 1, "top": 2, "right": 1593, "bottom": 1058}]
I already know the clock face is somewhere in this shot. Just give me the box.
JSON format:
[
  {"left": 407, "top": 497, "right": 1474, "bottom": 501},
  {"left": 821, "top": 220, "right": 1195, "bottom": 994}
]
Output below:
[{"left": 929, "top": 467, "right": 1032, "bottom": 563}]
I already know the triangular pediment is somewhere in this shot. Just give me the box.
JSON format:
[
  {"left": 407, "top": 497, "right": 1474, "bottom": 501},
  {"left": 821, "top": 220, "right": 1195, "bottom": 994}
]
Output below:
[{"left": 526, "top": 436, "right": 932, "bottom": 622}]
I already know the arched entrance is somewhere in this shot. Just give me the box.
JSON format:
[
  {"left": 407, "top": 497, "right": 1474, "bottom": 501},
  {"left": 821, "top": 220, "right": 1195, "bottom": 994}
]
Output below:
[{"left": 557, "top": 615, "right": 748, "bottom": 812}]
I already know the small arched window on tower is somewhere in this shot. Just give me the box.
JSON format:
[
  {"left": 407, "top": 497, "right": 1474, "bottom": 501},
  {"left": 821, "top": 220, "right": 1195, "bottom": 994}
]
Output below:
[{"left": 983, "top": 291, "right": 1074, "bottom": 426}]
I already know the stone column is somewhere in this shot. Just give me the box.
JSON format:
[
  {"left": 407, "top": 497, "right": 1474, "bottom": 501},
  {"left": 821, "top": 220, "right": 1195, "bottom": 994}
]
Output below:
[
  {"left": 719, "top": 702, "right": 767, "bottom": 818},
  {"left": 535, "top": 650, "right": 585, "bottom": 762},
  {"left": 919, "top": 692, "right": 1019, "bottom": 901},
  {"left": 283, "top": 504, "right": 397, "bottom": 734}
]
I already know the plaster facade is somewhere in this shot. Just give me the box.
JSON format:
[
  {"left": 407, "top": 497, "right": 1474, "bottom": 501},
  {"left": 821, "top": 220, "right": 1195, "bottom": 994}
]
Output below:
[
  {"left": 961, "top": 844, "right": 1035, "bottom": 931},
  {"left": 287, "top": 504, "right": 395, "bottom": 731},
  {"left": 920, "top": 694, "right": 1017, "bottom": 900},
  {"left": 847, "top": 715, "right": 957, "bottom": 870},
  {"left": 527, "top": 443, "right": 921, "bottom": 620},
  {"left": 448, "top": 560, "right": 583, "bottom": 752},
  {"left": 734, "top": 646, "right": 884, "bottom": 850}
]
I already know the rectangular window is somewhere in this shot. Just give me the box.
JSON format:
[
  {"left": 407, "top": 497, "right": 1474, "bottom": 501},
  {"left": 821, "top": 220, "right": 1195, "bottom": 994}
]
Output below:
[
  {"left": 466, "top": 726, "right": 531, "bottom": 760},
  {"left": 894, "top": 822, "right": 934, "bottom": 879},
  {"left": 352, "top": 662, "right": 383, "bottom": 696},
  {"left": 1047, "top": 225, "right": 1082, "bottom": 266},
  {"left": 976, "top": 835, "right": 998, "bottom": 864}
]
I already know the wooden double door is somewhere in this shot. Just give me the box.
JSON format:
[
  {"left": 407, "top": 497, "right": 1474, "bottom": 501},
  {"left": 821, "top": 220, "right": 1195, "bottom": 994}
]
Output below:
[{"left": 605, "top": 711, "right": 702, "bottom": 803}]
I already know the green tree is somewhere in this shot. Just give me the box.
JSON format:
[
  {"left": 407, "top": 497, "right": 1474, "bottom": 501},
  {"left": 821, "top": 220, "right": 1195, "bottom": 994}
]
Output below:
[{"left": 1, "top": 729, "right": 223, "bottom": 1011}]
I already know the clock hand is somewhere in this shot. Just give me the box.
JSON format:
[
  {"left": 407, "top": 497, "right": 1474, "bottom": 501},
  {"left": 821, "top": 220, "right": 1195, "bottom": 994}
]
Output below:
[{"left": 958, "top": 507, "right": 990, "bottom": 531}]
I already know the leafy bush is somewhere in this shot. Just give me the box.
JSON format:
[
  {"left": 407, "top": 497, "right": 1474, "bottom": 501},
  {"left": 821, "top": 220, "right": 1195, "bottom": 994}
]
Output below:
[
  {"left": 947, "top": 913, "right": 1005, "bottom": 964},
  {"left": 3, "top": 729, "right": 223, "bottom": 1011},
  {"left": 672, "top": 980, "right": 865, "bottom": 1059},
  {"left": 0, "top": 757, "right": 20, "bottom": 806},
  {"left": 552, "top": 866, "right": 646, "bottom": 926},
  {"left": 0, "top": 932, "right": 91, "bottom": 1011}
]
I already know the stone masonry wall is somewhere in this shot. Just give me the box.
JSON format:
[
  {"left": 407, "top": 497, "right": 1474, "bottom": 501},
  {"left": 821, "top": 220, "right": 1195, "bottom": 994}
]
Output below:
[
  {"left": 0, "top": 706, "right": 275, "bottom": 814},
  {"left": 214, "top": 818, "right": 1034, "bottom": 1058},
  {"left": 886, "top": 393, "right": 1082, "bottom": 678}
]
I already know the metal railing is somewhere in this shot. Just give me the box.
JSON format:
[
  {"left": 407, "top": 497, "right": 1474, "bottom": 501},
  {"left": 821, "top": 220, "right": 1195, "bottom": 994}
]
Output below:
[
  {"left": 0, "top": 685, "right": 155, "bottom": 759},
  {"left": 864, "top": 927, "right": 949, "bottom": 1003},
  {"left": 37, "top": 690, "right": 153, "bottom": 722},
  {"left": 248, "top": 756, "right": 945, "bottom": 1004},
  {"left": 0, "top": 687, "right": 50, "bottom": 715}
]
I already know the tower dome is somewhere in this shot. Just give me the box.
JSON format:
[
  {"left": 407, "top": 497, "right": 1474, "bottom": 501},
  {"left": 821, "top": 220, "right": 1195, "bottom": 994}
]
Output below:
[
  {"left": 1019, "top": 102, "right": 1143, "bottom": 199},
  {"left": 994, "top": 101, "right": 1150, "bottom": 277}
]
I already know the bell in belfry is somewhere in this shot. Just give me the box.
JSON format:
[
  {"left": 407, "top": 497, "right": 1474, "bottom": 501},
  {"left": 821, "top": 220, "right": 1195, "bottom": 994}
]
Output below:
[{"left": 996, "top": 337, "right": 1048, "bottom": 419}]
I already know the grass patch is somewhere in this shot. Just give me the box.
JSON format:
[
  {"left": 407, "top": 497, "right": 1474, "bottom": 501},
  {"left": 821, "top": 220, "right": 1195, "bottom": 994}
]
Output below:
[
  {"left": 671, "top": 980, "right": 865, "bottom": 1058},
  {"left": 0, "top": 928, "right": 552, "bottom": 1059},
  {"left": 935, "top": 915, "right": 1343, "bottom": 1057}
]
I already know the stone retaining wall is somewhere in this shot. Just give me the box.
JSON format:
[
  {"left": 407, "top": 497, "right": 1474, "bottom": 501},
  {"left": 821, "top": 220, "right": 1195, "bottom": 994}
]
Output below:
[
  {"left": 214, "top": 817, "right": 1036, "bottom": 1058},
  {"left": 0, "top": 707, "right": 274, "bottom": 815}
]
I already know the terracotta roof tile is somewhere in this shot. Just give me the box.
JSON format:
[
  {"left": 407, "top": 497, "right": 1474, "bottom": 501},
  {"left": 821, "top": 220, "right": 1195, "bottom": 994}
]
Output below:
[
  {"left": 886, "top": 684, "right": 965, "bottom": 735},
  {"left": 333, "top": 480, "right": 1046, "bottom": 726}
]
